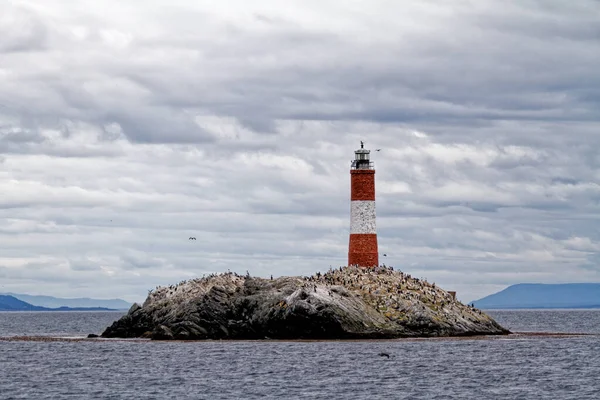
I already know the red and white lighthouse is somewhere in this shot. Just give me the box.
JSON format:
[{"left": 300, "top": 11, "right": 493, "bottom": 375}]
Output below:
[{"left": 348, "top": 141, "right": 378, "bottom": 268}]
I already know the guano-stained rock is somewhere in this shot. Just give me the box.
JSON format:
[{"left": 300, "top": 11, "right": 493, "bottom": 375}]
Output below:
[{"left": 101, "top": 266, "right": 509, "bottom": 340}]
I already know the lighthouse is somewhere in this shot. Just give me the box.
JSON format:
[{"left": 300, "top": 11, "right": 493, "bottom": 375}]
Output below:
[{"left": 348, "top": 141, "right": 378, "bottom": 268}]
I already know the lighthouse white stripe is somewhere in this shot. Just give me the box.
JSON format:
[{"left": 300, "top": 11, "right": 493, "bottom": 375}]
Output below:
[{"left": 350, "top": 200, "right": 376, "bottom": 234}]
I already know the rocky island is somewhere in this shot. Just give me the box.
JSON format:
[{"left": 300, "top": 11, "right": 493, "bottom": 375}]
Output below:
[{"left": 102, "top": 266, "right": 509, "bottom": 340}]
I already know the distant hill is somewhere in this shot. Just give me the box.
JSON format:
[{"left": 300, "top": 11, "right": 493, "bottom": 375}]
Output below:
[
  {"left": 2, "top": 293, "right": 131, "bottom": 310},
  {"left": 473, "top": 283, "right": 600, "bottom": 309},
  {"left": 0, "top": 295, "right": 119, "bottom": 312},
  {"left": 0, "top": 295, "right": 47, "bottom": 311}
]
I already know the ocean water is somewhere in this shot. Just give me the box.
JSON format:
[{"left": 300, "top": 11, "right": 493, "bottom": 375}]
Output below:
[{"left": 0, "top": 310, "right": 599, "bottom": 399}]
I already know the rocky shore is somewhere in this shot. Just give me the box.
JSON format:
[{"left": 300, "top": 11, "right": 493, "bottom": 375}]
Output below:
[{"left": 101, "top": 266, "right": 509, "bottom": 340}]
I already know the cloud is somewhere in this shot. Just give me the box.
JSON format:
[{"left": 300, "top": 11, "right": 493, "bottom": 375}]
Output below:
[
  {"left": 0, "top": 5, "right": 48, "bottom": 53},
  {"left": 1, "top": 0, "right": 599, "bottom": 303}
]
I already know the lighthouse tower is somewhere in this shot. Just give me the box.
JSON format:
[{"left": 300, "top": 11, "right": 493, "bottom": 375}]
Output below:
[{"left": 348, "top": 141, "right": 378, "bottom": 268}]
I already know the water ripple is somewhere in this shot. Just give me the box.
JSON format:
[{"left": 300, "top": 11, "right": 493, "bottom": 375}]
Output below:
[{"left": 0, "top": 310, "right": 599, "bottom": 399}]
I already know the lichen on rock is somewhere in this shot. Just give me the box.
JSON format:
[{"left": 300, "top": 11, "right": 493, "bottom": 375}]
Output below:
[{"left": 101, "top": 266, "right": 509, "bottom": 340}]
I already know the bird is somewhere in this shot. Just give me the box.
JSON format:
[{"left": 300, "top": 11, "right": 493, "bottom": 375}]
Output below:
[
  {"left": 189, "top": 237, "right": 196, "bottom": 240},
  {"left": 378, "top": 352, "right": 390, "bottom": 358},
  {"left": 375, "top": 149, "right": 381, "bottom": 151},
  {"left": 383, "top": 253, "right": 387, "bottom": 257}
]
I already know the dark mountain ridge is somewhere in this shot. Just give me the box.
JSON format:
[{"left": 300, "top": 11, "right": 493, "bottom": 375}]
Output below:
[
  {"left": 0, "top": 295, "right": 117, "bottom": 312},
  {"left": 1, "top": 292, "right": 130, "bottom": 309}
]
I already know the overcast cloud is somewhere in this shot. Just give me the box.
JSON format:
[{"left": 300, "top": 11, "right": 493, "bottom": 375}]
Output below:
[{"left": 1, "top": 0, "right": 599, "bottom": 303}]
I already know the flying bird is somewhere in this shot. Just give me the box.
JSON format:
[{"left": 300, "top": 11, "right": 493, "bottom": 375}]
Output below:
[
  {"left": 383, "top": 253, "right": 387, "bottom": 257},
  {"left": 189, "top": 237, "right": 196, "bottom": 240},
  {"left": 375, "top": 149, "right": 381, "bottom": 151}
]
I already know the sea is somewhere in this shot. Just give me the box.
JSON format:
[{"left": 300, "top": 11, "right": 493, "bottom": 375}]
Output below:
[{"left": 0, "top": 310, "right": 599, "bottom": 399}]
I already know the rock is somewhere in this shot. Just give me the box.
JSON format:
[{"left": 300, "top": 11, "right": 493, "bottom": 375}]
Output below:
[
  {"left": 87, "top": 333, "right": 99, "bottom": 338},
  {"left": 127, "top": 302, "right": 142, "bottom": 314},
  {"left": 101, "top": 266, "right": 510, "bottom": 340},
  {"left": 101, "top": 302, "right": 153, "bottom": 338},
  {"left": 152, "top": 325, "right": 174, "bottom": 340}
]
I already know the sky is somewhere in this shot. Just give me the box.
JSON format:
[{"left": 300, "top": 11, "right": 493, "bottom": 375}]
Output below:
[{"left": 1, "top": 0, "right": 599, "bottom": 303}]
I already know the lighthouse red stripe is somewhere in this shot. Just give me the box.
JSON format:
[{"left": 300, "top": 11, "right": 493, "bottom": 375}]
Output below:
[
  {"left": 348, "top": 233, "right": 379, "bottom": 267},
  {"left": 351, "top": 170, "right": 375, "bottom": 201}
]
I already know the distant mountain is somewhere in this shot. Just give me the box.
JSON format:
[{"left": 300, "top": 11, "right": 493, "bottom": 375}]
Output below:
[
  {"left": 2, "top": 293, "right": 131, "bottom": 310},
  {"left": 473, "top": 283, "right": 600, "bottom": 309},
  {"left": 0, "top": 295, "right": 47, "bottom": 311},
  {"left": 0, "top": 295, "right": 119, "bottom": 312}
]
